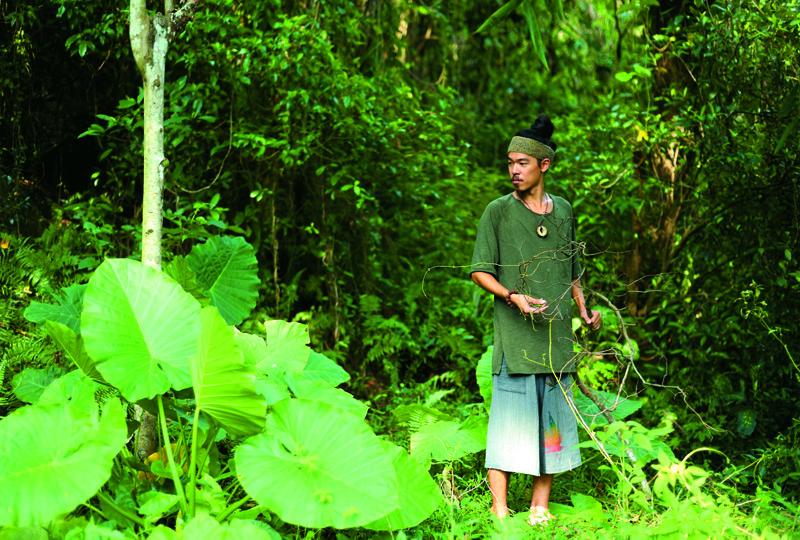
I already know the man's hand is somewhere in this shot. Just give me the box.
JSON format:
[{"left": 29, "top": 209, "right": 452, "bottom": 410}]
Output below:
[
  {"left": 511, "top": 293, "right": 548, "bottom": 315},
  {"left": 581, "top": 309, "right": 601, "bottom": 331}
]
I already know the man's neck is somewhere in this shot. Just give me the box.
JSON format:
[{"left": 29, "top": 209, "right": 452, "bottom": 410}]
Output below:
[{"left": 515, "top": 186, "right": 546, "bottom": 205}]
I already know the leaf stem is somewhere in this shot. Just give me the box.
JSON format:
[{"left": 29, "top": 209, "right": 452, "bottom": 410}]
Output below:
[
  {"left": 188, "top": 405, "right": 201, "bottom": 516},
  {"left": 217, "top": 495, "right": 252, "bottom": 523},
  {"left": 157, "top": 394, "right": 189, "bottom": 516},
  {"left": 96, "top": 490, "right": 149, "bottom": 528}
]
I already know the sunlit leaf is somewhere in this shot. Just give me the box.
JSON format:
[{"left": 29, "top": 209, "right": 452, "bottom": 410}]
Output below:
[
  {"left": 410, "top": 416, "right": 486, "bottom": 467},
  {"left": 475, "top": 0, "right": 521, "bottom": 33},
  {"left": 573, "top": 388, "right": 643, "bottom": 426},
  {"left": 476, "top": 346, "right": 493, "bottom": 411},
  {"left": 23, "top": 284, "right": 86, "bottom": 333},
  {"left": 236, "top": 399, "right": 397, "bottom": 528},
  {"left": 0, "top": 374, "right": 127, "bottom": 527},
  {"left": 302, "top": 351, "right": 350, "bottom": 387},
  {"left": 11, "top": 367, "right": 65, "bottom": 404},
  {"left": 81, "top": 259, "right": 201, "bottom": 401},
  {"left": 44, "top": 321, "right": 102, "bottom": 381},
  {"left": 187, "top": 236, "right": 259, "bottom": 325},
  {"left": 364, "top": 443, "right": 443, "bottom": 531},
  {"left": 261, "top": 320, "right": 310, "bottom": 374},
  {"left": 192, "top": 307, "right": 265, "bottom": 437}
]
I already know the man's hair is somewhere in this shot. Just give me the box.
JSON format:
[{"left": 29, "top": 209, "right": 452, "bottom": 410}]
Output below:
[{"left": 507, "top": 115, "right": 557, "bottom": 160}]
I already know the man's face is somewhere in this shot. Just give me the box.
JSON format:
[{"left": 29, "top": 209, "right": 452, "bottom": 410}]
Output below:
[{"left": 508, "top": 152, "right": 550, "bottom": 192}]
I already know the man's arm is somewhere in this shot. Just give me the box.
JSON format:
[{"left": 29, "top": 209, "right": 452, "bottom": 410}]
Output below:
[
  {"left": 471, "top": 271, "right": 547, "bottom": 315},
  {"left": 571, "top": 278, "right": 601, "bottom": 330}
]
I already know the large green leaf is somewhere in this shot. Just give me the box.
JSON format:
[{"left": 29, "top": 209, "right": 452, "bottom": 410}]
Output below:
[
  {"left": 179, "top": 515, "right": 280, "bottom": 540},
  {"left": 44, "top": 321, "right": 102, "bottom": 381},
  {"left": 410, "top": 416, "right": 487, "bottom": 467},
  {"left": 187, "top": 236, "right": 259, "bottom": 325},
  {"left": 81, "top": 259, "right": 201, "bottom": 401},
  {"left": 302, "top": 351, "right": 350, "bottom": 387},
  {"left": 573, "top": 388, "right": 643, "bottom": 427},
  {"left": 235, "top": 399, "right": 397, "bottom": 529},
  {"left": 261, "top": 320, "right": 311, "bottom": 374},
  {"left": 11, "top": 367, "right": 65, "bottom": 404},
  {"left": 235, "top": 332, "right": 290, "bottom": 406},
  {"left": 285, "top": 375, "right": 368, "bottom": 418},
  {"left": 364, "top": 443, "right": 443, "bottom": 531},
  {"left": 0, "top": 374, "right": 127, "bottom": 526},
  {"left": 192, "top": 307, "right": 265, "bottom": 437},
  {"left": 23, "top": 284, "right": 86, "bottom": 333},
  {"left": 475, "top": 345, "right": 493, "bottom": 411}
]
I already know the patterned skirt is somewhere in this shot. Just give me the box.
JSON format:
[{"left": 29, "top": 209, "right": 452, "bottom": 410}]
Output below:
[{"left": 484, "top": 359, "right": 582, "bottom": 476}]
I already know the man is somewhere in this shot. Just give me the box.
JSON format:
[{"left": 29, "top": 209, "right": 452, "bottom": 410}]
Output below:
[{"left": 470, "top": 115, "right": 600, "bottom": 525}]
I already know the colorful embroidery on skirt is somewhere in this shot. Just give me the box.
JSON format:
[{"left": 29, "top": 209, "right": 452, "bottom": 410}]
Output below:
[{"left": 544, "top": 414, "right": 562, "bottom": 453}]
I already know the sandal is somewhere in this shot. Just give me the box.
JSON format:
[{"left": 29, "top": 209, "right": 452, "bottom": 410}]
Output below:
[{"left": 528, "top": 505, "right": 554, "bottom": 526}]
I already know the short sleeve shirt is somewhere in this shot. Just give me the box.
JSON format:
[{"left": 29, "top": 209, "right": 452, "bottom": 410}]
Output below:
[{"left": 471, "top": 193, "right": 582, "bottom": 375}]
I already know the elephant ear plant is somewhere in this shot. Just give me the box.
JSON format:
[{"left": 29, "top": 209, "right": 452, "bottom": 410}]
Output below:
[{"left": 4, "top": 235, "right": 442, "bottom": 536}]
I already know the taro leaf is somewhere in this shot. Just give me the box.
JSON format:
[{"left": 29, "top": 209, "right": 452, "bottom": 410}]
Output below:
[
  {"left": 137, "top": 491, "right": 179, "bottom": 522},
  {"left": 475, "top": 345, "right": 493, "bottom": 411},
  {"left": 0, "top": 375, "right": 127, "bottom": 527},
  {"left": 285, "top": 374, "right": 367, "bottom": 419},
  {"left": 254, "top": 372, "right": 291, "bottom": 406},
  {"left": 186, "top": 236, "right": 259, "bottom": 325},
  {"left": 44, "top": 321, "right": 102, "bottom": 380},
  {"left": 11, "top": 366, "right": 65, "bottom": 404},
  {"left": 573, "top": 388, "right": 643, "bottom": 427},
  {"left": 261, "top": 320, "right": 310, "bottom": 374},
  {"left": 81, "top": 258, "right": 201, "bottom": 402},
  {"left": 23, "top": 284, "right": 86, "bottom": 333},
  {"left": 164, "top": 255, "right": 205, "bottom": 301},
  {"left": 192, "top": 307, "right": 265, "bottom": 437},
  {"left": 364, "top": 443, "right": 443, "bottom": 531},
  {"left": 235, "top": 399, "right": 397, "bottom": 529},
  {"left": 236, "top": 332, "right": 290, "bottom": 406},
  {"left": 392, "top": 404, "right": 454, "bottom": 433},
  {"left": 410, "top": 416, "right": 486, "bottom": 468},
  {"left": 181, "top": 515, "right": 280, "bottom": 540},
  {"left": 302, "top": 351, "right": 350, "bottom": 387}
]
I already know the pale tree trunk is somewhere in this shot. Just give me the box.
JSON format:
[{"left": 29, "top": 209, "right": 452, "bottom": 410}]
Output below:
[{"left": 128, "top": 0, "right": 198, "bottom": 459}]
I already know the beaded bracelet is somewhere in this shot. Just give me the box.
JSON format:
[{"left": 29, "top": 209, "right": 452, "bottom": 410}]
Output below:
[{"left": 505, "top": 289, "right": 517, "bottom": 306}]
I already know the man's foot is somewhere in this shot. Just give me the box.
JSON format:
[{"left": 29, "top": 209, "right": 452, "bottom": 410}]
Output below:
[
  {"left": 491, "top": 505, "right": 510, "bottom": 519},
  {"left": 528, "top": 505, "right": 554, "bottom": 526}
]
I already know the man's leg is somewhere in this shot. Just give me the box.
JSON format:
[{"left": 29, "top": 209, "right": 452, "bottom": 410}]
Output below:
[
  {"left": 530, "top": 473, "right": 553, "bottom": 509},
  {"left": 488, "top": 468, "right": 511, "bottom": 517}
]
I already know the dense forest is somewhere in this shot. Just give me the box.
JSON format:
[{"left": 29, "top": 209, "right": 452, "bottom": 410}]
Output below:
[{"left": 1, "top": 0, "right": 799, "bottom": 537}]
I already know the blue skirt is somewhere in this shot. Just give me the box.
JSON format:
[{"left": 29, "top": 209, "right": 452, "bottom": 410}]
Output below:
[{"left": 485, "top": 359, "right": 581, "bottom": 475}]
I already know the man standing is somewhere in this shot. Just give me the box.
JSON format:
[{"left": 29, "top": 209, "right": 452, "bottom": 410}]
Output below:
[{"left": 470, "top": 115, "right": 600, "bottom": 525}]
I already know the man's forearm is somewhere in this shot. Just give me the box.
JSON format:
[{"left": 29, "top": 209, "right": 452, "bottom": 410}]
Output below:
[
  {"left": 571, "top": 279, "right": 588, "bottom": 315},
  {"left": 471, "top": 271, "right": 510, "bottom": 300}
]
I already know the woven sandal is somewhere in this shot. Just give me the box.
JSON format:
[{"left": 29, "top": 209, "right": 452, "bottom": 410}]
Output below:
[{"left": 528, "top": 505, "right": 555, "bottom": 526}]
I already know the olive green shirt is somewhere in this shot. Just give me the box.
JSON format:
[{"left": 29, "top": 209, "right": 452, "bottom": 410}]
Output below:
[{"left": 471, "top": 193, "right": 582, "bottom": 375}]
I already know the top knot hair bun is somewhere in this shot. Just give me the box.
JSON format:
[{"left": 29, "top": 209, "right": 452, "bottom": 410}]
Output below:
[{"left": 514, "top": 114, "right": 557, "bottom": 152}]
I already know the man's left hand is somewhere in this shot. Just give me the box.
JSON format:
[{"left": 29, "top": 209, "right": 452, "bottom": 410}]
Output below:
[{"left": 581, "top": 309, "right": 601, "bottom": 331}]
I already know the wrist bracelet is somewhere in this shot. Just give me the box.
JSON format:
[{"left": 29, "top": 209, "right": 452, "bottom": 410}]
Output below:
[{"left": 505, "top": 289, "right": 517, "bottom": 306}]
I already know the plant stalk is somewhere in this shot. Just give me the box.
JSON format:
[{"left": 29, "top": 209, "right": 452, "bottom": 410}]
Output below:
[
  {"left": 188, "top": 405, "right": 201, "bottom": 516},
  {"left": 157, "top": 394, "right": 189, "bottom": 516}
]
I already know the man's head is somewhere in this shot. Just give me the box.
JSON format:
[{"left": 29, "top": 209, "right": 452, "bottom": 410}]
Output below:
[
  {"left": 507, "top": 115, "right": 557, "bottom": 191},
  {"left": 507, "top": 114, "right": 557, "bottom": 163}
]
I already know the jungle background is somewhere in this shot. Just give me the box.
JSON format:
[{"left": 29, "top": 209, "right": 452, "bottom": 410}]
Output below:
[{"left": 1, "top": 0, "right": 799, "bottom": 537}]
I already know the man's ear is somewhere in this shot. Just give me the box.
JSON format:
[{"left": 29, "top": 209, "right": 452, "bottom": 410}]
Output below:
[{"left": 539, "top": 157, "right": 551, "bottom": 172}]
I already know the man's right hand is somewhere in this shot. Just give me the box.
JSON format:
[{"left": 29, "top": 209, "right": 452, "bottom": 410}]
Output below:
[{"left": 511, "top": 293, "right": 547, "bottom": 315}]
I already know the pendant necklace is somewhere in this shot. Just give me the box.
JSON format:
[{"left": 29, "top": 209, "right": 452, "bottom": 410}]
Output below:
[{"left": 518, "top": 193, "right": 552, "bottom": 238}]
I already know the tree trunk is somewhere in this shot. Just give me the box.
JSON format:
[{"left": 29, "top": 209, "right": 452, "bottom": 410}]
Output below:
[{"left": 128, "top": 0, "right": 197, "bottom": 459}]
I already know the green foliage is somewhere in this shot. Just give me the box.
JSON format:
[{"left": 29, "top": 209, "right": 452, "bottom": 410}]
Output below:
[
  {"left": 0, "top": 372, "right": 126, "bottom": 527},
  {"left": 82, "top": 259, "right": 201, "bottom": 401},
  {"left": 235, "top": 398, "right": 398, "bottom": 529},
  {"left": 186, "top": 236, "right": 259, "bottom": 326}
]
